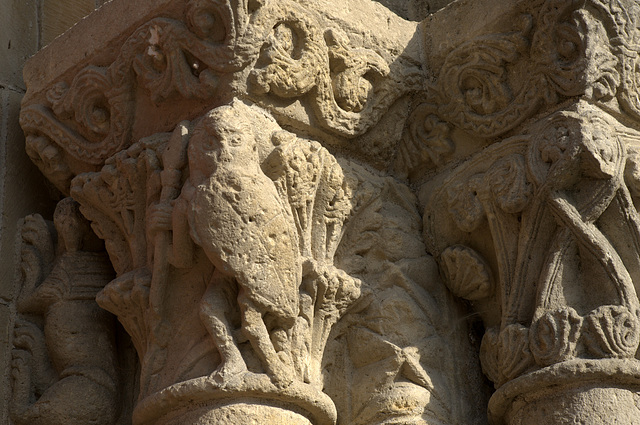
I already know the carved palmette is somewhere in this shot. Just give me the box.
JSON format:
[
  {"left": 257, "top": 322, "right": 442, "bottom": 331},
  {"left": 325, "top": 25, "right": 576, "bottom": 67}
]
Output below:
[
  {"left": 425, "top": 102, "right": 640, "bottom": 391},
  {"left": 263, "top": 134, "right": 353, "bottom": 261}
]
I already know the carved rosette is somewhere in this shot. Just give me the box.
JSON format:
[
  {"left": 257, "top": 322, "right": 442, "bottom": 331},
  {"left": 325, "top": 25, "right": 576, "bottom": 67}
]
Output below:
[{"left": 416, "top": 0, "right": 640, "bottom": 422}]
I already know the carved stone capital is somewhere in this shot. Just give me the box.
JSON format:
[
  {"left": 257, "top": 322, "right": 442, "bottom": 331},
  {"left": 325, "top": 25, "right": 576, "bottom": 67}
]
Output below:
[
  {"left": 17, "top": 0, "right": 640, "bottom": 423},
  {"left": 16, "top": 1, "right": 488, "bottom": 425},
  {"left": 414, "top": 0, "right": 640, "bottom": 423},
  {"left": 20, "top": 0, "right": 423, "bottom": 195}
]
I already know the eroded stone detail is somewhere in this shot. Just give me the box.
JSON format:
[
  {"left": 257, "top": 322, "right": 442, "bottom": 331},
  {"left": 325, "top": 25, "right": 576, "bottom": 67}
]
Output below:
[
  {"left": 20, "top": 0, "right": 421, "bottom": 194},
  {"left": 423, "top": 99, "right": 640, "bottom": 423},
  {"left": 59, "top": 99, "right": 477, "bottom": 425},
  {"left": 407, "top": 1, "right": 640, "bottom": 423},
  {"left": 399, "top": 0, "right": 640, "bottom": 177},
  {"left": 14, "top": 0, "right": 640, "bottom": 423},
  {"left": 10, "top": 200, "right": 119, "bottom": 425}
]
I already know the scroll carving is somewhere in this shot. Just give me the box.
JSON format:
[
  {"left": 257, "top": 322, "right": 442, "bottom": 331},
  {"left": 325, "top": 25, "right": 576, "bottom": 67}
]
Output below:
[
  {"left": 19, "top": 92, "right": 484, "bottom": 425},
  {"left": 400, "top": 0, "right": 640, "bottom": 176},
  {"left": 407, "top": 5, "right": 640, "bottom": 422},
  {"left": 20, "top": 0, "right": 640, "bottom": 424},
  {"left": 17, "top": 0, "right": 473, "bottom": 417},
  {"left": 20, "top": 0, "right": 420, "bottom": 194}
]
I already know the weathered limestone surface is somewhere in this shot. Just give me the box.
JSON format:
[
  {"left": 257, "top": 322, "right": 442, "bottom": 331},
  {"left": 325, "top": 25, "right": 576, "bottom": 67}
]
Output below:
[
  {"left": 0, "top": 0, "right": 115, "bottom": 421},
  {"left": 5, "top": 0, "right": 640, "bottom": 424}
]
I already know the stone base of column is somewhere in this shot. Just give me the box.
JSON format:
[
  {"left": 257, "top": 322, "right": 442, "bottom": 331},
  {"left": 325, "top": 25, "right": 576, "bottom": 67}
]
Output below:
[
  {"left": 132, "top": 374, "right": 336, "bottom": 425},
  {"left": 488, "top": 359, "right": 640, "bottom": 425},
  {"left": 155, "top": 403, "right": 314, "bottom": 425}
]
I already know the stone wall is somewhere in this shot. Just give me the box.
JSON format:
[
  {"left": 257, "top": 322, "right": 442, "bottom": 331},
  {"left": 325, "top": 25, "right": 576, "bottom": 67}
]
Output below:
[{"left": 0, "top": 0, "right": 105, "bottom": 421}]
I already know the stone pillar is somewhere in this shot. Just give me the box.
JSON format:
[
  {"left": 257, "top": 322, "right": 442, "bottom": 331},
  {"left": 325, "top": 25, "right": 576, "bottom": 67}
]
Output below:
[
  {"left": 12, "top": 0, "right": 486, "bottom": 424},
  {"left": 412, "top": 0, "right": 640, "bottom": 423}
]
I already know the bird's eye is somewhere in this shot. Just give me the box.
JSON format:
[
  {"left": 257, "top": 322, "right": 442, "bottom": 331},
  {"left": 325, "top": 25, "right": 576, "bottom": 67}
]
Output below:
[{"left": 229, "top": 136, "right": 243, "bottom": 146}]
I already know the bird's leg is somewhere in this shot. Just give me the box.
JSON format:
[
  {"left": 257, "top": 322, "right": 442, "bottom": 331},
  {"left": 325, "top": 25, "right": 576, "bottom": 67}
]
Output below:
[
  {"left": 238, "top": 291, "right": 294, "bottom": 388},
  {"left": 265, "top": 316, "right": 295, "bottom": 378},
  {"left": 199, "top": 271, "right": 247, "bottom": 384}
]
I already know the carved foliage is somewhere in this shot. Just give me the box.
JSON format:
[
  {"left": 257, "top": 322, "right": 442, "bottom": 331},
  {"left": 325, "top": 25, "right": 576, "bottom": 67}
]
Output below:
[
  {"left": 20, "top": 0, "right": 247, "bottom": 193},
  {"left": 21, "top": 0, "right": 414, "bottom": 195},
  {"left": 70, "top": 135, "right": 165, "bottom": 275},
  {"left": 480, "top": 324, "right": 533, "bottom": 386},
  {"left": 402, "top": 0, "right": 640, "bottom": 175},
  {"left": 396, "top": 105, "right": 454, "bottom": 172},
  {"left": 260, "top": 126, "right": 361, "bottom": 388},
  {"left": 529, "top": 307, "right": 583, "bottom": 366},
  {"left": 67, "top": 102, "right": 370, "bottom": 425},
  {"left": 245, "top": 0, "right": 401, "bottom": 137},
  {"left": 432, "top": 21, "right": 532, "bottom": 137},
  {"left": 584, "top": 305, "right": 640, "bottom": 358},
  {"left": 426, "top": 104, "right": 640, "bottom": 389},
  {"left": 440, "top": 245, "right": 494, "bottom": 301}
]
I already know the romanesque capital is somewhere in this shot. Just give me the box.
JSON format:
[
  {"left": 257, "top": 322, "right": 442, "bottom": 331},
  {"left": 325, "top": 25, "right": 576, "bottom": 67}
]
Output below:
[
  {"left": 14, "top": 0, "right": 484, "bottom": 424},
  {"left": 414, "top": 0, "right": 640, "bottom": 423},
  {"left": 12, "top": 0, "right": 640, "bottom": 424}
]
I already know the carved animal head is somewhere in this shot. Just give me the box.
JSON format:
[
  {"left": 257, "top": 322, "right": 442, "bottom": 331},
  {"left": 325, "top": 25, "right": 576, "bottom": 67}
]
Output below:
[{"left": 187, "top": 101, "right": 280, "bottom": 183}]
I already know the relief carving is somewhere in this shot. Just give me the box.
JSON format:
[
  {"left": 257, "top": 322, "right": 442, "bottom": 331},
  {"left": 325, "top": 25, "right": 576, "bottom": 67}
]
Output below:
[
  {"left": 422, "top": 99, "right": 640, "bottom": 423},
  {"left": 58, "top": 99, "right": 475, "bottom": 425},
  {"left": 20, "top": 0, "right": 421, "bottom": 194},
  {"left": 10, "top": 200, "right": 120, "bottom": 425},
  {"left": 400, "top": 0, "right": 640, "bottom": 176},
  {"left": 15, "top": 0, "right": 640, "bottom": 423},
  {"left": 409, "top": 2, "right": 640, "bottom": 423}
]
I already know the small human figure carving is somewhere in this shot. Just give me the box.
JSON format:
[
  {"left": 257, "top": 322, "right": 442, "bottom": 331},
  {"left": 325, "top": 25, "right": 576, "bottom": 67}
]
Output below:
[{"left": 11, "top": 199, "right": 119, "bottom": 425}]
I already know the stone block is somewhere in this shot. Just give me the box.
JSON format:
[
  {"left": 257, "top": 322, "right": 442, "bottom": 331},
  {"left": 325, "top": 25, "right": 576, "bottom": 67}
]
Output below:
[
  {"left": 41, "top": 0, "right": 96, "bottom": 46},
  {"left": 0, "top": 0, "right": 38, "bottom": 89}
]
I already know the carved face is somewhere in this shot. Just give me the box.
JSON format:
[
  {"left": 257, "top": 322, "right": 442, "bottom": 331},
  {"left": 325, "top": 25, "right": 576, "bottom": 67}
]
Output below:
[{"left": 188, "top": 107, "right": 261, "bottom": 181}]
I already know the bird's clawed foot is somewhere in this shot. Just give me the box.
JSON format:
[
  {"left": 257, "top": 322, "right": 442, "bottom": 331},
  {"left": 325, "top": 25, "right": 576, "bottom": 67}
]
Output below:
[
  {"left": 210, "top": 358, "right": 248, "bottom": 385},
  {"left": 267, "top": 351, "right": 295, "bottom": 389}
]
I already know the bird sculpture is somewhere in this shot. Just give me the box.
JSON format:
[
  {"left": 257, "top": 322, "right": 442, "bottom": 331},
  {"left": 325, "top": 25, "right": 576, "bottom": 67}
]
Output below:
[{"left": 183, "top": 104, "right": 302, "bottom": 386}]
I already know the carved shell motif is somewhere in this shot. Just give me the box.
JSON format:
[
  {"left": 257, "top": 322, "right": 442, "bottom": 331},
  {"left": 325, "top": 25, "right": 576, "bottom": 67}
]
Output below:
[
  {"left": 584, "top": 305, "right": 640, "bottom": 358},
  {"left": 529, "top": 307, "right": 582, "bottom": 367},
  {"left": 439, "top": 245, "right": 494, "bottom": 300}
]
